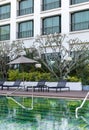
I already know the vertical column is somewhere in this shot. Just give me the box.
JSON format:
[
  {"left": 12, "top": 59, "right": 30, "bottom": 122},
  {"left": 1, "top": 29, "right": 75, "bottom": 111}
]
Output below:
[
  {"left": 10, "top": 0, "right": 17, "bottom": 41},
  {"left": 34, "top": 0, "right": 41, "bottom": 37},
  {"left": 61, "top": 0, "right": 70, "bottom": 34}
]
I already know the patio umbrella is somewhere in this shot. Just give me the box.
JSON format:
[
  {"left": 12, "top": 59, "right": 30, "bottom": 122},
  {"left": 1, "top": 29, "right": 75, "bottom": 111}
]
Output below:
[
  {"left": 7, "top": 55, "right": 36, "bottom": 108},
  {"left": 8, "top": 55, "right": 37, "bottom": 64},
  {"left": 8, "top": 55, "right": 37, "bottom": 82}
]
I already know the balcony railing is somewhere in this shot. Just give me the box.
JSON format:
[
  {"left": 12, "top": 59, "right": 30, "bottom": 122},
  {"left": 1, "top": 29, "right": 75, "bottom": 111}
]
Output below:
[
  {"left": 42, "top": 1, "right": 61, "bottom": 11},
  {"left": 0, "top": 34, "right": 10, "bottom": 41},
  {"left": 42, "top": 26, "right": 61, "bottom": 35},
  {"left": 0, "top": 12, "right": 10, "bottom": 20},
  {"left": 17, "top": 7, "right": 34, "bottom": 16},
  {"left": 71, "top": 0, "right": 89, "bottom": 5},
  {"left": 17, "top": 30, "right": 33, "bottom": 38},
  {"left": 71, "top": 21, "right": 89, "bottom": 31}
]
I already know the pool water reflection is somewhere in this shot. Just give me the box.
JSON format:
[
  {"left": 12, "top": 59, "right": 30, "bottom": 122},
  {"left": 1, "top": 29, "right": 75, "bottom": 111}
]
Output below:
[{"left": 0, "top": 96, "right": 89, "bottom": 130}]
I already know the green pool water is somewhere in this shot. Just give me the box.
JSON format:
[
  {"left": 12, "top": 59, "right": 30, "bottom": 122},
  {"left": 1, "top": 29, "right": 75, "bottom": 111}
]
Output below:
[{"left": 0, "top": 96, "right": 89, "bottom": 130}]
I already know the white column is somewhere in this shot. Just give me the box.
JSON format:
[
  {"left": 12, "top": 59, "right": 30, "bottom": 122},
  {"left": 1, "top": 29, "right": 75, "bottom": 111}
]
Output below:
[
  {"left": 34, "top": 0, "right": 41, "bottom": 37},
  {"left": 10, "top": 0, "right": 17, "bottom": 41},
  {"left": 61, "top": 0, "right": 70, "bottom": 34}
]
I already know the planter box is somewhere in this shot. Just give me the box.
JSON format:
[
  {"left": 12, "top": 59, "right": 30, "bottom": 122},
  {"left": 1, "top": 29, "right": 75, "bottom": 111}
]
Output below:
[{"left": 66, "top": 82, "right": 82, "bottom": 91}]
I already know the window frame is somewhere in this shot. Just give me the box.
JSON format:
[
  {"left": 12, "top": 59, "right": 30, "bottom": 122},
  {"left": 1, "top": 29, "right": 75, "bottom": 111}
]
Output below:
[
  {"left": 0, "top": 3, "right": 11, "bottom": 20},
  {"left": 0, "top": 24, "right": 10, "bottom": 41},
  {"left": 18, "top": 20, "right": 34, "bottom": 38},
  {"left": 42, "top": 15, "right": 61, "bottom": 35}
]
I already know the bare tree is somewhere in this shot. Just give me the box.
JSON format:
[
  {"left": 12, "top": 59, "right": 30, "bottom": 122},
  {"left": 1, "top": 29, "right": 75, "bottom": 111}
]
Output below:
[
  {"left": 0, "top": 40, "right": 25, "bottom": 79},
  {"left": 33, "top": 33, "right": 89, "bottom": 80}
]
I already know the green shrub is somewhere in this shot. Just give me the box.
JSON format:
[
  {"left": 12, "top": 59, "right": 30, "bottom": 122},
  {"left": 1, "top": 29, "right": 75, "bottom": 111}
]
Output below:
[
  {"left": 8, "top": 69, "right": 20, "bottom": 81},
  {"left": 67, "top": 76, "right": 81, "bottom": 82},
  {"left": 8, "top": 70, "right": 51, "bottom": 81}
]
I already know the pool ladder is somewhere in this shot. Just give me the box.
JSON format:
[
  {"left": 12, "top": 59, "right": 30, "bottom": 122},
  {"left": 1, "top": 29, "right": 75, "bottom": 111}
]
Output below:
[
  {"left": 75, "top": 92, "right": 89, "bottom": 118},
  {"left": 6, "top": 86, "right": 34, "bottom": 110}
]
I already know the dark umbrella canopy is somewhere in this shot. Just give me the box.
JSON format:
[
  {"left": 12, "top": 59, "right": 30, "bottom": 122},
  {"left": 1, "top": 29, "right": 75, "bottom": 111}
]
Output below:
[{"left": 8, "top": 55, "right": 37, "bottom": 65}]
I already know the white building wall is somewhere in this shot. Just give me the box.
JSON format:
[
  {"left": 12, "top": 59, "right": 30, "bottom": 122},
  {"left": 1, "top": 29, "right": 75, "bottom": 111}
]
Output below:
[
  {"left": 34, "top": 0, "right": 41, "bottom": 37},
  {"left": 61, "top": 0, "right": 70, "bottom": 34},
  {"left": 0, "top": 0, "right": 89, "bottom": 47},
  {"left": 10, "top": 0, "right": 16, "bottom": 41}
]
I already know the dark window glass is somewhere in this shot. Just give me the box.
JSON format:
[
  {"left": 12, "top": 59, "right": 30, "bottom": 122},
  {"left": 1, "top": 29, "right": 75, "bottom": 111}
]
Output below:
[
  {"left": 42, "top": 16, "right": 61, "bottom": 35},
  {"left": 42, "top": 0, "right": 61, "bottom": 11},
  {"left": 0, "top": 25, "right": 10, "bottom": 41},
  {"left": 41, "top": 52, "right": 61, "bottom": 67},
  {"left": 71, "top": 10, "right": 89, "bottom": 31},
  {"left": 71, "top": 0, "right": 89, "bottom": 5},
  {"left": 18, "top": 0, "right": 34, "bottom": 16},
  {"left": 0, "top": 4, "right": 10, "bottom": 20},
  {"left": 18, "top": 21, "right": 33, "bottom": 38}
]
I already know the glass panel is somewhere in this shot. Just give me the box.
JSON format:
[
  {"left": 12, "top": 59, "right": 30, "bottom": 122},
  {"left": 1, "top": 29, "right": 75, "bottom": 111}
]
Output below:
[
  {"left": 0, "top": 4, "right": 10, "bottom": 20},
  {"left": 71, "top": 0, "right": 89, "bottom": 5},
  {"left": 19, "top": 21, "right": 33, "bottom": 38},
  {"left": 43, "top": 0, "right": 61, "bottom": 11},
  {"left": 19, "top": 0, "right": 33, "bottom": 15},
  {"left": 0, "top": 25, "right": 10, "bottom": 40},
  {"left": 71, "top": 10, "right": 89, "bottom": 31},
  {"left": 42, "top": 52, "right": 61, "bottom": 66},
  {"left": 43, "top": 16, "right": 61, "bottom": 35}
]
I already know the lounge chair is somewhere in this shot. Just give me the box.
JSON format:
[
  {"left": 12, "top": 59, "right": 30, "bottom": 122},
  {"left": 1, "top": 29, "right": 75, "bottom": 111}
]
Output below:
[
  {"left": 26, "top": 80, "right": 47, "bottom": 92},
  {"left": 48, "top": 80, "right": 70, "bottom": 92},
  {"left": 2, "top": 80, "right": 22, "bottom": 90}
]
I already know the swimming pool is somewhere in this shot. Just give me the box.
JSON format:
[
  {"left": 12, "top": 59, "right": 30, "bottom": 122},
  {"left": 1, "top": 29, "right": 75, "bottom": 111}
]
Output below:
[{"left": 0, "top": 96, "right": 89, "bottom": 130}]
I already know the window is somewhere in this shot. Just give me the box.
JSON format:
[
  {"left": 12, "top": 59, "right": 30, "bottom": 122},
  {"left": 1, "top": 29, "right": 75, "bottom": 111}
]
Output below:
[
  {"left": 71, "top": 10, "right": 89, "bottom": 31},
  {"left": 0, "top": 25, "right": 10, "bottom": 41},
  {"left": 0, "top": 4, "right": 10, "bottom": 20},
  {"left": 18, "top": 21, "right": 34, "bottom": 38},
  {"left": 71, "top": 0, "right": 89, "bottom": 5},
  {"left": 42, "top": 16, "right": 61, "bottom": 35},
  {"left": 18, "top": 0, "right": 34, "bottom": 16},
  {"left": 41, "top": 52, "right": 61, "bottom": 67},
  {"left": 42, "top": 0, "right": 61, "bottom": 11}
]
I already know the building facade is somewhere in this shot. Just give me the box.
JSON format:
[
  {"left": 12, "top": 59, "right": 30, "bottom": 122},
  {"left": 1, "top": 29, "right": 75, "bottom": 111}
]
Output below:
[{"left": 0, "top": 0, "right": 89, "bottom": 47}]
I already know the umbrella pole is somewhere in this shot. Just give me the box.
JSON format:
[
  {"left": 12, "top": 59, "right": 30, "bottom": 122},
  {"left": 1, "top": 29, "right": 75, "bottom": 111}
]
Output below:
[{"left": 22, "top": 64, "right": 25, "bottom": 89}]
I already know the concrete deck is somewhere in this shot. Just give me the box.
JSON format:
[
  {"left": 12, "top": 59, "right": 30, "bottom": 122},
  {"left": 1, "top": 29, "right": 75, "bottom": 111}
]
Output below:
[{"left": 0, "top": 89, "right": 89, "bottom": 100}]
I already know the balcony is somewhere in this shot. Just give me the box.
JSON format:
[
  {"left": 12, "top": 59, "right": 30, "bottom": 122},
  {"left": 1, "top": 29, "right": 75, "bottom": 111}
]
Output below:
[
  {"left": 17, "top": 7, "right": 34, "bottom": 16},
  {"left": 42, "top": 26, "right": 61, "bottom": 35},
  {"left": 0, "top": 34, "right": 10, "bottom": 41},
  {"left": 17, "top": 30, "right": 33, "bottom": 38},
  {"left": 0, "top": 12, "right": 10, "bottom": 20},
  {"left": 71, "top": 0, "right": 89, "bottom": 5},
  {"left": 71, "top": 21, "right": 89, "bottom": 31},
  {"left": 42, "top": 1, "right": 61, "bottom": 11}
]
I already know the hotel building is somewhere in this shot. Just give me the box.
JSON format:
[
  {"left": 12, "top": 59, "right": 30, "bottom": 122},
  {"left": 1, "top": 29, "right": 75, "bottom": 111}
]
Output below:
[{"left": 0, "top": 0, "right": 89, "bottom": 47}]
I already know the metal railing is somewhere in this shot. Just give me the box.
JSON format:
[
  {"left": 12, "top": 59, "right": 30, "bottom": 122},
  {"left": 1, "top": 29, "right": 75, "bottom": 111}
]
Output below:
[
  {"left": 71, "top": 0, "right": 89, "bottom": 5},
  {"left": 17, "top": 7, "right": 34, "bottom": 16},
  {"left": 71, "top": 21, "right": 89, "bottom": 31},
  {"left": 0, "top": 12, "right": 10, "bottom": 20},
  {"left": 0, "top": 34, "right": 10, "bottom": 41},
  {"left": 17, "top": 30, "right": 33, "bottom": 38},
  {"left": 42, "top": 26, "right": 61, "bottom": 35}
]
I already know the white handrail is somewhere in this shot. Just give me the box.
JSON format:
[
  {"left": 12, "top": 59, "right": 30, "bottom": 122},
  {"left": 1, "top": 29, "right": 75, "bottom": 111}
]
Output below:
[
  {"left": 75, "top": 92, "right": 89, "bottom": 118},
  {"left": 6, "top": 86, "right": 34, "bottom": 110}
]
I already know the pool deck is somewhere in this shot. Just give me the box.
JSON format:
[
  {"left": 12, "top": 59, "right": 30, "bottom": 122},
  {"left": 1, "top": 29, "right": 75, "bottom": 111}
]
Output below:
[{"left": 0, "top": 89, "right": 89, "bottom": 100}]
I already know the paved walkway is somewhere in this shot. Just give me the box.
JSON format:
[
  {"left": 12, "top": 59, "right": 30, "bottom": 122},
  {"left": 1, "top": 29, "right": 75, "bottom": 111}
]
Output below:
[{"left": 0, "top": 89, "right": 89, "bottom": 100}]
